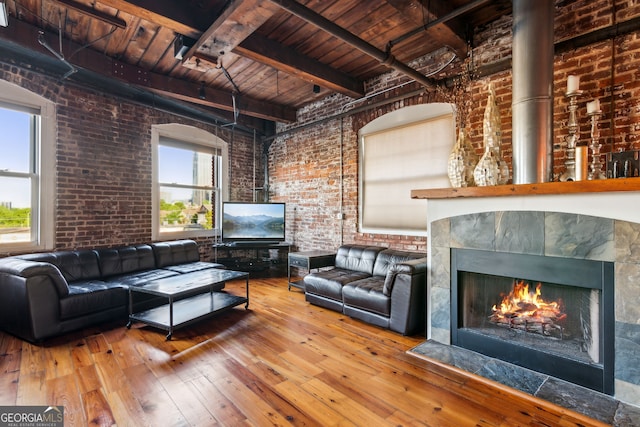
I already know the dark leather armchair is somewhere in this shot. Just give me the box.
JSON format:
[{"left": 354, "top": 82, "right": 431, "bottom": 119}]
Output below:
[{"left": 304, "top": 245, "right": 427, "bottom": 335}]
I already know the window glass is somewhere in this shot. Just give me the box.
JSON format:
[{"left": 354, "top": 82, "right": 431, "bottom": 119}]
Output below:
[
  {"left": 155, "top": 128, "right": 225, "bottom": 238},
  {"left": 0, "top": 107, "right": 37, "bottom": 245},
  {"left": 0, "top": 177, "right": 32, "bottom": 243},
  {"left": 0, "top": 81, "right": 55, "bottom": 252},
  {"left": 0, "top": 107, "right": 32, "bottom": 172}
]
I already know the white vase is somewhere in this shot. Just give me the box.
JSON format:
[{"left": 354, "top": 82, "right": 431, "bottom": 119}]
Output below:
[
  {"left": 448, "top": 128, "right": 478, "bottom": 187},
  {"left": 474, "top": 83, "right": 509, "bottom": 186},
  {"left": 473, "top": 145, "right": 500, "bottom": 186}
]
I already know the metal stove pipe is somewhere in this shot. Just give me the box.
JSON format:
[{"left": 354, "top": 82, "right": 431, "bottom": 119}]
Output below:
[{"left": 512, "top": 0, "right": 555, "bottom": 183}]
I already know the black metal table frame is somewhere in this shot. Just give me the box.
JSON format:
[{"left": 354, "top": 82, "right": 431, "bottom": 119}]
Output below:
[{"left": 126, "top": 270, "right": 249, "bottom": 340}]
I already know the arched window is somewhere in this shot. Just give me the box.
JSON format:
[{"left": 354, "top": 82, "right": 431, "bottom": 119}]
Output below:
[
  {"left": 152, "top": 124, "right": 229, "bottom": 240},
  {"left": 0, "top": 80, "right": 55, "bottom": 251},
  {"left": 359, "top": 103, "right": 455, "bottom": 235}
]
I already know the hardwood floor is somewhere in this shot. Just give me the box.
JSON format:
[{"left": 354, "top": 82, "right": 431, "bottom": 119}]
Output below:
[{"left": 0, "top": 276, "right": 610, "bottom": 427}]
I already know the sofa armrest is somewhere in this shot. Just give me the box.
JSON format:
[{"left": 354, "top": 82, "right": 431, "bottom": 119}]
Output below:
[
  {"left": 385, "top": 258, "right": 427, "bottom": 335},
  {"left": 0, "top": 258, "right": 70, "bottom": 342},
  {"left": 383, "top": 257, "right": 427, "bottom": 296},
  {"left": 0, "top": 258, "right": 69, "bottom": 297}
]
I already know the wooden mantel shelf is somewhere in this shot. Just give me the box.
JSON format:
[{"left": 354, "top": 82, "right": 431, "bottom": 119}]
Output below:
[{"left": 411, "top": 177, "right": 640, "bottom": 199}]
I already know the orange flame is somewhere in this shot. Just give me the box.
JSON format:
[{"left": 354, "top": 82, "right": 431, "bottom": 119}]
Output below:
[{"left": 491, "top": 280, "right": 565, "bottom": 321}]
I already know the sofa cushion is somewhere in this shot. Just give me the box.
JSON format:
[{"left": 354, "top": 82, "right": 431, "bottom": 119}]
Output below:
[
  {"left": 95, "top": 245, "right": 156, "bottom": 277},
  {"left": 103, "top": 269, "right": 179, "bottom": 287},
  {"left": 304, "top": 268, "right": 370, "bottom": 301},
  {"left": 60, "top": 281, "right": 127, "bottom": 320},
  {"left": 373, "top": 249, "right": 426, "bottom": 277},
  {"left": 18, "top": 250, "right": 101, "bottom": 283},
  {"left": 342, "top": 277, "right": 390, "bottom": 316},
  {"left": 152, "top": 240, "right": 201, "bottom": 268},
  {"left": 334, "top": 245, "right": 386, "bottom": 275}
]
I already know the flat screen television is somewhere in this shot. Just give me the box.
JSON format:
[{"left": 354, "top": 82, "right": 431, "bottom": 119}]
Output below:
[{"left": 222, "top": 202, "right": 286, "bottom": 243}]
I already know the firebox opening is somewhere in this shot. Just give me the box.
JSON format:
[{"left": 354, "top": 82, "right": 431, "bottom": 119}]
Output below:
[
  {"left": 459, "top": 272, "right": 601, "bottom": 366},
  {"left": 451, "top": 248, "right": 614, "bottom": 395}
]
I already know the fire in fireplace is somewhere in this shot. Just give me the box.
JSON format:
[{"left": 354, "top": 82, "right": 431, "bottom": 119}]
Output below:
[
  {"left": 489, "top": 280, "right": 567, "bottom": 339},
  {"left": 451, "top": 248, "right": 614, "bottom": 394}
]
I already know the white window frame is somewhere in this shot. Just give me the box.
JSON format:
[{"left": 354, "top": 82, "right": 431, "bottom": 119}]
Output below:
[
  {"left": 359, "top": 103, "right": 456, "bottom": 236},
  {"left": 151, "top": 123, "right": 229, "bottom": 240},
  {"left": 0, "top": 79, "right": 55, "bottom": 252}
]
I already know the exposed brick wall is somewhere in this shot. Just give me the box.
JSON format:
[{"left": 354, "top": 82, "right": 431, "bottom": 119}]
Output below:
[
  {"left": 0, "top": 65, "right": 260, "bottom": 260},
  {"left": 3, "top": 0, "right": 640, "bottom": 261},
  {"left": 270, "top": 0, "right": 640, "bottom": 254}
]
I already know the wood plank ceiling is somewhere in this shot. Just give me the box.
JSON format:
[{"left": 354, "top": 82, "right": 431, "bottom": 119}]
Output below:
[{"left": 0, "top": 0, "right": 511, "bottom": 133}]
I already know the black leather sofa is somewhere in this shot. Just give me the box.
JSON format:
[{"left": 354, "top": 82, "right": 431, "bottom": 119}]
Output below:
[
  {"left": 303, "top": 245, "right": 427, "bottom": 335},
  {"left": 0, "top": 240, "right": 225, "bottom": 343}
]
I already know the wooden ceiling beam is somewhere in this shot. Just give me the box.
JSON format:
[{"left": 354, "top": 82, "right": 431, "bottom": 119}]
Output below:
[
  {"left": 385, "top": 0, "right": 469, "bottom": 58},
  {"left": 183, "top": 0, "right": 281, "bottom": 67},
  {"left": 99, "top": 0, "right": 364, "bottom": 99},
  {"left": 235, "top": 34, "right": 365, "bottom": 98},
  {"left": 92, "top": 0, "right": 202, "bottom": 39},
  {"left": 0, "top": 19, "right": 296, "bottom": 122},
  {"left": 53, "top": 0, "right": 128, "bottom": 29}
]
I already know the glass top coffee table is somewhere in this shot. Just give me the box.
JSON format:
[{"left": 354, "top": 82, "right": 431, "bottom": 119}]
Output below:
[{"left": 126, "top": 268, "right": 249, "bottom": 340}]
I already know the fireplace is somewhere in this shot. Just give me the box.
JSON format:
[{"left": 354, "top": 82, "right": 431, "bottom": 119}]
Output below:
[{"left": 451, "top": 248, "right": 614, "bottom": 394}]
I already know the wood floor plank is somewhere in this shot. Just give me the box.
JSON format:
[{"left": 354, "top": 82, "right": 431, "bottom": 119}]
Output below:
[
  {"left": 0, "top": 335, "right": 20, "bottom": 405},
  {"left": 0, "top": 372, "right": 18, "bottom": 405},
  {"left": 158, "top": 373, "right": 218, "bottom": 426},
  {"left": 107, "top": 387, "right": 153, "bottom": 427},
  {"left": 300, "top": 377, "right": 395, "bottom": 426},
  {"left": 121, "top": 363, "right": 188, "bottom": 426},
  {"left": 19, "top": 341, "right": 45, "bottom": 375},
  {"left": 16, "top": 370, "right": 46, "bottom": 405},
  {"left": 274, "top": 379, "right": 357, "bottom": 427},
  {"left": 82, "top": 388, "right": 116, "bottom": 427},
  {"left": 75, "top": 365, "right": 103, "bottom": 396},
  {"left": 189, "top": 367, "right": 244, "bottom": 425},
  {"left": 0, "top": 276, "right": 613, "bottom": 427},
  {"left": 92, "top": 350, "right": 129, "bottom": 395},
  {"left": 46, "top": 374, "right": 85, "bottom": 426},
  {"left": 207, "top": 364, "right": 294, "bottom": 425},
  {"left": 220, "top": 357, "right": 324, "bottom": 427}
]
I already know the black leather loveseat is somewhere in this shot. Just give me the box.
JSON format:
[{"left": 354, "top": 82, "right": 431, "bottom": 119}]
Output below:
[
  {"left": 0, "top": 240, "right": 224, "bottom": 343},
  {"left": 303, "top": 245, "right": 427, "bottom": 335}
]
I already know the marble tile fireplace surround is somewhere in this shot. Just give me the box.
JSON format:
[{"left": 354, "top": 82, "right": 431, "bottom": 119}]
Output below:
[{"left": 417, "top": 182, "right": 640, "bottom": 408}]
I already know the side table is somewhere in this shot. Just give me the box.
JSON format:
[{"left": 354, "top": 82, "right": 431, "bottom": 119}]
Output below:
[{"left": 288, "top": 251, "right": 336, "bottom": 291}]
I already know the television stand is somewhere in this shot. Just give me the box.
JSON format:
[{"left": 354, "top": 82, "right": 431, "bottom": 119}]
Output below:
[
  {"left": 213, "top": 242, "right": 292, "bottom": 273},
  {"left": 227, "top": 241, "right": 281, "bottom": 247}
]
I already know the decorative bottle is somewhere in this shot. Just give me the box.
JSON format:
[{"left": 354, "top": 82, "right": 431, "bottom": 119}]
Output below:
[
  {"left": 447, "top": 128, "right": 478, "bottom": 187},
  {"left": 473, "top": 83, "right": 509, "bottom": 186}
]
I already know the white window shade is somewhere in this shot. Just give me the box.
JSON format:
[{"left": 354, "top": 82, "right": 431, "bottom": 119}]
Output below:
[{"left": 359, "top": 104, "right": 455, "bottom": 235}]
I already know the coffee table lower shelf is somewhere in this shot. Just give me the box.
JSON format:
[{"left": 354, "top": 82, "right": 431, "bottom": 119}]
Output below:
[{"left": 127, "top": 292, "right": 248, "bottom": 340}]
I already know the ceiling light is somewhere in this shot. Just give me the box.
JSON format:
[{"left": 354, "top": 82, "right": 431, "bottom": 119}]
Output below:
[{"left": 0, "top": 1, "right": 9, "bottom": 28}]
